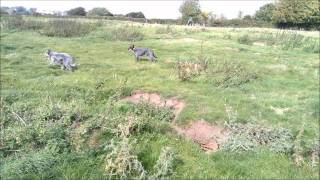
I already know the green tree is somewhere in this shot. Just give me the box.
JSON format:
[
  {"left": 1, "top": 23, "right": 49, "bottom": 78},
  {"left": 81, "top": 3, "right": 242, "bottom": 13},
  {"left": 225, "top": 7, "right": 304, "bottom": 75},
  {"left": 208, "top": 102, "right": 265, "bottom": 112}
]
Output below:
[
  {"left": 125, "top": 12, "right": 145, "bottom": 18},
  {"left": 272, "top": 0, "right": 319, "bottom": 25},
  {"left": 254, "top": 3, "right": 276, "bottom": 22},
  {"left": 67, "top": 7, "right": 86, "bottom": 16},
  {"left": 88, "top": 7, "right": 113, "bottom": 16},
  {"left": 243, "top": 15, "right": 252, "bottom": 20},
  {"left": 179, "top": 0, "right": 201, "bottom": 24}
]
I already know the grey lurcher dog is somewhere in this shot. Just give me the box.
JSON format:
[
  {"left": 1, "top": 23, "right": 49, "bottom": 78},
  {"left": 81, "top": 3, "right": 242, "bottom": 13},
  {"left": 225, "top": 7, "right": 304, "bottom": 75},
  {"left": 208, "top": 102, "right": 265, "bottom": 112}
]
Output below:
[
  {"left": 128, "top": 44, "right": 157, "bottom": 62},
  {"left": 45, "top": 49, "right": 76, "bottom": 71}
]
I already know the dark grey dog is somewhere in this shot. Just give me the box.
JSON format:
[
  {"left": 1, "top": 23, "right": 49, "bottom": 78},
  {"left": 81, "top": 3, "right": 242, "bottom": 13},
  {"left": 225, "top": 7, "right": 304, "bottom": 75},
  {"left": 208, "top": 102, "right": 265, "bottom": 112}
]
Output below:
[
  {"left": 45, "top": 49, "right": 76, "bottom": 71},
  {"left": 128, "top": 44, "right": 157, "bottom": 62}
]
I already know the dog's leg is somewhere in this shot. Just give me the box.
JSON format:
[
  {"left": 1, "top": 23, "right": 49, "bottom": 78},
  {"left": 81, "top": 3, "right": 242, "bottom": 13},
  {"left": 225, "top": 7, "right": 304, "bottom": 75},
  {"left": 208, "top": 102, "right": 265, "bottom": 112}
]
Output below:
[{"left": 66, "top": 64, "right": 72, "bottom": 71}]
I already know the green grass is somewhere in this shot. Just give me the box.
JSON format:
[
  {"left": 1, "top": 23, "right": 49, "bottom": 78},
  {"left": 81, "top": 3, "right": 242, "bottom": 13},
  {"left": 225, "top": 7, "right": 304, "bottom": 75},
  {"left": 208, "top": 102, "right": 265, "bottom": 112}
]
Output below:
[{"left": 1, "top": 17, "right": 319, "bottom": 179}]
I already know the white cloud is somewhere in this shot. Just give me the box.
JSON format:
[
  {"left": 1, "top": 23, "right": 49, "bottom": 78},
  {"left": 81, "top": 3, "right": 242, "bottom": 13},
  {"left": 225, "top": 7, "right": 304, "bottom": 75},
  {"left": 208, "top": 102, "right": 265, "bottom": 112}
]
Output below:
[{"left": 1, "top": 0, "right": 273, "bottom": 19}]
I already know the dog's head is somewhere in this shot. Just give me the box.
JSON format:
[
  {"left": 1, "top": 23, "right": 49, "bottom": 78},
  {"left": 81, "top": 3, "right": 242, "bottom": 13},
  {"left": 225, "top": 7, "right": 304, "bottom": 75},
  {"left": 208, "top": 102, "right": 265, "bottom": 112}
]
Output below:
[{"left": 128, "top": 44, "right": 135, "bottom": 51}]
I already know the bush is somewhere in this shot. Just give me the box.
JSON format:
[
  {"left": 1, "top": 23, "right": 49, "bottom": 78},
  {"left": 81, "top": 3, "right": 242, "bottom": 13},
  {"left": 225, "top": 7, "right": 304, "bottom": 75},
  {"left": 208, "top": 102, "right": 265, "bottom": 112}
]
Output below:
[
  {"left": 175, "top": 60, "right": 206, "bottom": 81},
  {"left": 237, "top": 34, "right": 254, "bottom": 45},
  {"left": 150, "top": 147, "right": 176, "bottom": 179},
  {"left": 41, "top": 19, "right": 96, "bottom": 37},
  {"left": 206, "top": 60, "right": 258, "bottom": 88},
  {"left": 131, "top": 101, "right": 175, "bottom": 122},
  {"left": 103, "top": 118, "right": 176, "bottom": 179},
  {"left": 104, "top": 138, "right": 147, "bottom": 179}
]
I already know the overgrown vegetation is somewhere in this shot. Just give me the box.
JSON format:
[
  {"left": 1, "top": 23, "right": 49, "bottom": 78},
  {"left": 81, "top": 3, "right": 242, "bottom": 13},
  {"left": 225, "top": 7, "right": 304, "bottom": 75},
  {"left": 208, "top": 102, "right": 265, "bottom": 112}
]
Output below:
[
  {"left": 221, "top": 103, "right": 319, "bottom": 168},
  {"left": 41, "top": 19, "right": 98, "bottom": 37},
  {"left": 1, "top": 147, "right": 59, "bottom": 178},
  {"left": 104, "top": 25, "right": 144, "bottom": 41},
  {"left": 205, "top": 59, "right": 258, "bottom": 88},
  {"left": 1, "top": 16, "right": 44, "bottom": 30},
  {"left": 221, "top": 122, "right": 294, "bottom": 153},
  {"left": 228, "top": 31, "right": 319, "bottom": 53},
  {"left": 155, "top": 25, "right": 176, "bottom": 34},
  {"left": 1, "top": 17, "right": 318, "bottom": 179},
  {"left": 175, "top": 41, "right": 209, "bottom": 81},
  {"left": 175, "top": 60, "right": 207, "bottom": 81},
  {"left": 237, "top": 34, "right": 254, "bottom": 45},
  {"left": 1, "top": 16, "right": 99, "bottom": 37}
]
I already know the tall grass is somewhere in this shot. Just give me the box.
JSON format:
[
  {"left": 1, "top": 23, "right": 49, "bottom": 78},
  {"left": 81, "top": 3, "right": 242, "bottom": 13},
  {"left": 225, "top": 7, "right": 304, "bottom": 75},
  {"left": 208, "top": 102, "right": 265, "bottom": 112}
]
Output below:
[
  {"left": 1, "top": 148, "right": 59, "bottom": 178},
  {"left": 237, "top": 34, "right": 254, "bottom": 45},
  {"left": 41, "top": 19, "right": 98, "bottom": 37},
  {"left": 235, "top": 31, "right": 319, "bottom": 53},
  {"left": 155, "top": 25, "right": 176, "bottom": 34},
  {"left": 1, "top": 16, "right": 44, "bottom": 30},
  {"left": 1, "top": 16, "right": 99, "bottom": 37},
  {"left": 103, "top": 25, "right": 144, "bottom": 41},
  {"left": 206, "top": 60, "right": 258, "bottom": 88}
]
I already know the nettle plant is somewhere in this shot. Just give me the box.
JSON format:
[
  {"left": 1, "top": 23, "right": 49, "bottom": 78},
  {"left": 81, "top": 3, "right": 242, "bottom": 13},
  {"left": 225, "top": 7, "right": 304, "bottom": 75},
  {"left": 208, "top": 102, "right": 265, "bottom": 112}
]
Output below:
[{"left": 103, "top": 118, "right": 176, "bottom": 179}]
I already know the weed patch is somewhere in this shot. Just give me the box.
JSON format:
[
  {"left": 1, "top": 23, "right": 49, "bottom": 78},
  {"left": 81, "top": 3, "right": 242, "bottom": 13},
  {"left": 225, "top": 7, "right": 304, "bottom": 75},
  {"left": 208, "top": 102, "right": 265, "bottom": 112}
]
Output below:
[
  {"left": 1, "top": 16, "right": 44, "bottom": 30},
  {"left": 175, "top": 60, "right": 208, "bottom": 81},
  {"left": 155, "top": 25, "right": 176, "bottom": 34},
  {"left": 221, "top": 122, "right": 294, "bottom": 153},
  {"left": 104, "top": 25, "right": 144, "bottom": 41},
  {"left": 1, "top": 147, "right": 59, "bottom": 178},
  {"left": 41, "top": 19, "right": 97, "bottom": 37},
  {"left": 205, "top": 60, "right": 258, "bottom": 88},
  {"left": 237, "top": 34, "right": 254, "bottom": 45}
]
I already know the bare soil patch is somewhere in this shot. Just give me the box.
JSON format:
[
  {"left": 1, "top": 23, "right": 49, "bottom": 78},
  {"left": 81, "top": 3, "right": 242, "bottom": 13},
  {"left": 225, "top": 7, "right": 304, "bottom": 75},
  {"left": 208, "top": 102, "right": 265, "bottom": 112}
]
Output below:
[
  {"left": 123, "top": 90, "right": 229, "bottom": 152},
  {"left": 123, "top": 90, "right": 185, "bottom": 118},
  {"left": 174, "top": 119, "right": 229, "bottom": 152}
]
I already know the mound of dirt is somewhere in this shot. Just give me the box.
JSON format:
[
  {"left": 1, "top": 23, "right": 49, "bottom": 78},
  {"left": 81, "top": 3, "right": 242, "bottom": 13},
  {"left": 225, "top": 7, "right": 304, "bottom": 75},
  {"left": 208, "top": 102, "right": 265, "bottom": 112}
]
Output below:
[
  {"left": 123, "top": 90, "right": 185, "bottom": 118},
  {"left": 123, "top": 90, "right": 229, "bottom": 152},
  {"left": 174, "top": 119, "right": 229, "bottom": 152}
]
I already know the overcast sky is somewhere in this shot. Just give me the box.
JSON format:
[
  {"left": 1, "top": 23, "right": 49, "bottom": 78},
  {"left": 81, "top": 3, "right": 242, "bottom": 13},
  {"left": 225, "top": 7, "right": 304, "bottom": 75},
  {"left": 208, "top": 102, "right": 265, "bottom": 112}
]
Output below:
[{"left": 1, "top": 1, "right": 274, "bottom": 19}]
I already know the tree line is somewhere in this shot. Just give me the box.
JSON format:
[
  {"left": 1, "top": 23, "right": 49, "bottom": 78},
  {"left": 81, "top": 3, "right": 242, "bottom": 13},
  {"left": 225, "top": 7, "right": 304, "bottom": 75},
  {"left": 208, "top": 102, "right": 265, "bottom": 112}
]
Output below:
[
  {"left": 0, "top": 6, "right": 145, "bottom": 19},
  {"left": 179, "top": 0, "right": 319, "bottom": 29},
  {"left": 1, "top": 0, "right": 319, "bottom": 30}
]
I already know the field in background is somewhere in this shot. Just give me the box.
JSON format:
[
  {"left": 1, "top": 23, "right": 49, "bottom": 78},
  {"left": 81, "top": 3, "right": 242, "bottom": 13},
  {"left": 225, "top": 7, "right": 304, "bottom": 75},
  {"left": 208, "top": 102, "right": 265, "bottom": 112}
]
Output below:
[{"left": 1, "top": 17, "right": 319, "bottom": 179}]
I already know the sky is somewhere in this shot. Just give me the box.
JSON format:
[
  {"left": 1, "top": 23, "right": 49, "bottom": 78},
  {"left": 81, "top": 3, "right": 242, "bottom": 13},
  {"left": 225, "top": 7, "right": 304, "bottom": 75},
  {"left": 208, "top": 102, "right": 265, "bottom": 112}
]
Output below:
[{"left": 1, "top": 1, "right": 274, "bottom": 19}]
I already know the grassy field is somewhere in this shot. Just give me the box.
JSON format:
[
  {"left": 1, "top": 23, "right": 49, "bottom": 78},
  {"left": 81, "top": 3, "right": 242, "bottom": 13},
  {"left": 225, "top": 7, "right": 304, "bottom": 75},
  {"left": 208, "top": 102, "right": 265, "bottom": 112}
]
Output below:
[{"left": 1, "top": 17, "right": 319, "bottom": 179}]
